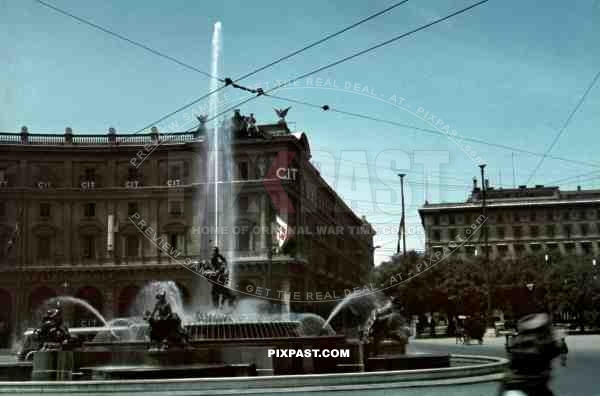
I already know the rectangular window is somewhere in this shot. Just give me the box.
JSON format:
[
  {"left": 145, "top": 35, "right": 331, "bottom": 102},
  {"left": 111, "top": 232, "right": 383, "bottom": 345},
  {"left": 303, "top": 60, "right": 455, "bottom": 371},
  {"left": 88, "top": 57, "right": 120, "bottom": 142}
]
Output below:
[
  {"left": 449, "top": 228, "right": 457, "bottom": 240},
  {"left": 126, "top": 236, "right": 139, "bottom": 257},
  {"left": 546, "top": 210, "right": 554, "bottom": 221},
  {"left": 498, "top": 245, "right": 508, "bottom": 257},
  {"left": 238, "top": 162, "right": 249, "bottom": 180},
  {"left": 433, "top": 230, "right": 441, "bottom": 241},
  {"left": 449, "top": 214, "right": 455, "bottom": 225},
  {"left": 85, "top": 168, "right": 95, "bottom": 181},
  {"left": 128, "top": 167, "right": 138, "bottom": 180},
  {"left": 170, "top": 234, "right": 178, "bottom": 250},
  {"left": 530, "top": 225, "right": 539, "bottom": 238},
  {"left": 582, "top": 242, "right": 593, "bottom": 255},
  {"left": 514, "top": 244, "right": 525, "bottom": 256},
  {"left": 564, "top": 242, "right": 575, "bottom": 254},
  {"left": 580, "top": 223, "right": 589, "bottom": 236},
  {"left": 38, "top": 237, "right": 50, "bottom": 258},
  {"left": 169, "top": 165, "right": 181, "bottom": 180},
  {"left": 496, "top": 227, "right": 505, "bottom": 240},
  {"left": 497, "top": 213, "right": 504, "bottom": 224},
  {"left": 513, "top": 226, "right": 522, "bottom": 239},
  {"left": 84, "top": 203, "right": 96, "bottom": 217},
  {"left": 169, "top": 201, "right": 182, "bottom": 216},
  {"left": 0, "top": 202, "right": 5, "bottom": 217},
  {"left": 40, "top": 203, "right": 50, "bottom": 218},
  {"left": 563, "top": 224, "right": 572, "bottom": 238},
  {"left": 128, "top": 202, "right": 138, "bottom": 216},
  {"left": 530, "top": 211, "right": 536, "bottom": 222},
  {"left": 433, "top": 216, "right": 440, "bottom": 226},
  {"left": 82, "top": 236, "right": 95, "bottom": 258},
  {"left": 545, "top": 225, "right": 555, "bottom": 237}
]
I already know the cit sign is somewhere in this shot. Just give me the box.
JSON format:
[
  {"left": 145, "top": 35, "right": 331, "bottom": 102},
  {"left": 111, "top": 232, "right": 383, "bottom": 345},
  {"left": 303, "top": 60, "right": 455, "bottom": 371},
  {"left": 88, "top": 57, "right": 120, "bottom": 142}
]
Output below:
[{"left": 276, "top": 168, "right": 298, "bottom": 181}]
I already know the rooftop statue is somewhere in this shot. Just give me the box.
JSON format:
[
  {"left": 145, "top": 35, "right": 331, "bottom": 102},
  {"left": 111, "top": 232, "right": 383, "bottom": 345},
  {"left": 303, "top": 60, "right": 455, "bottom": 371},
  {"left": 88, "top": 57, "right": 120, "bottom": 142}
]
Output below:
[
  {"left": 274, "top": 107, "right": 291, "bottom": 124},
  {"left": 195, "top": 115, "right": 208, "bottom": 136}
]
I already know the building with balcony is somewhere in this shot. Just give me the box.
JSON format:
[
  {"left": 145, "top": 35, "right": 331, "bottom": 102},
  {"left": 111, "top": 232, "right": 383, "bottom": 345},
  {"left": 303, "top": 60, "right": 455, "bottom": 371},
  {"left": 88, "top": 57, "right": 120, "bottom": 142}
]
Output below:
[
  {"left": 0, "top": 113, "right": 374, "bottom": 344},
  {"left": 419, "top": 179, "right": 600, "bottom": 260}
]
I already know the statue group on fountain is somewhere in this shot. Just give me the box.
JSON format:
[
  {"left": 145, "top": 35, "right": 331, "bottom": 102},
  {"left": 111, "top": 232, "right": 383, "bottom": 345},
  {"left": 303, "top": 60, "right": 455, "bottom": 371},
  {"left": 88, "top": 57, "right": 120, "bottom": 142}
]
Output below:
[
  {"left": 24, "top": 302, "right": 78, "bottom": 359},
  {"left": 209, "top": 246, "right": 237, "bottom": 310},
  {"left": 144, "top": 291, "right": 188, "bottom": 350},
  {"left": 363, "top": 296, "right": 410, "bottom": 356}
]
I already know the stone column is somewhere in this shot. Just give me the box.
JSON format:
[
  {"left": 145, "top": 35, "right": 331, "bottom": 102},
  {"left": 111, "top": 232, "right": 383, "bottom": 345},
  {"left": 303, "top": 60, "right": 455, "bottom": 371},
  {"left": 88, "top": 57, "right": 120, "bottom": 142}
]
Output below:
[
  {"left": 104, "top": 288, "right": 114, "bottom": 320},
  {"left": 259, "top": 194, "right": 268, "bottom": 254},
  {"left": 155, "top": 200, "right": 161, "bottom": 264},
  {"left": 281, "top": 279, "right": 291, "bottom": 319}
]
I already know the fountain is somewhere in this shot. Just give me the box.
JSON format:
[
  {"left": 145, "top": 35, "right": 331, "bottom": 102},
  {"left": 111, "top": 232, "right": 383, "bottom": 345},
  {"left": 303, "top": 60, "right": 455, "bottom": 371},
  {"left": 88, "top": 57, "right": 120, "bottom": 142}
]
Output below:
[
  {"left": 2, "top": 282, "right": 508, "bottom": 393},
  {"left": 0, "top": 21, "right": 508, "bottom": 395}
]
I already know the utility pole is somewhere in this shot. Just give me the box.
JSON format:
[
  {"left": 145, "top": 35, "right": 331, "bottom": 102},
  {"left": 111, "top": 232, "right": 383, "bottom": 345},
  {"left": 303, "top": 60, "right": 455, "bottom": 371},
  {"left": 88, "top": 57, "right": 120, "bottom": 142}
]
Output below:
[
  {"left": 397, "top": 174, "right": 407, "bottom": 258},
  {"left": 479, "top": 164, "right": 492, "bottom": 326}
]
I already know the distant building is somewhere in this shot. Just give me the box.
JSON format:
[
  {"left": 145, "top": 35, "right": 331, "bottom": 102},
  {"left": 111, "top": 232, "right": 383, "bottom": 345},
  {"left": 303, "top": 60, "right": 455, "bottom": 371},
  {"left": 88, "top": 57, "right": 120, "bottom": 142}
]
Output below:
[
  {"left": 419, "top": 179, "right": 600, "bottom": 259},
  {"left": 0, "top": 114, "right": 374, "bottom": 342}
]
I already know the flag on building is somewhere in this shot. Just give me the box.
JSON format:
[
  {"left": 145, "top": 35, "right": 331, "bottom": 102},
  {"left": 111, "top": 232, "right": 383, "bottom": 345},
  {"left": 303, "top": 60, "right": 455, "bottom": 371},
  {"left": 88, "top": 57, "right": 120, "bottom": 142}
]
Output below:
[{"left": 275, "top": 215, "right": 294, "bottom": 248}]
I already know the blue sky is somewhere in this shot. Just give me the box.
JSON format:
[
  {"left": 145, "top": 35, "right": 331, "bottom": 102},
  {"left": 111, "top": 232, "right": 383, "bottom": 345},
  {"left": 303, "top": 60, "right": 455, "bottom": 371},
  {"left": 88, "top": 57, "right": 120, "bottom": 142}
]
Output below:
[{"left": 2, "top": 0, "right": 599, "bottom": 263}]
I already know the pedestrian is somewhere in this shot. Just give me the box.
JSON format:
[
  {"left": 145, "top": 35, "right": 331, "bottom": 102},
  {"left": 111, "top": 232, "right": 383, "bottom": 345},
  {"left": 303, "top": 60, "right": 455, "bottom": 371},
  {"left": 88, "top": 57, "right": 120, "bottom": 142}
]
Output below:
[{"left": 559, "top": 337, "right": 568, "bottom": 367}]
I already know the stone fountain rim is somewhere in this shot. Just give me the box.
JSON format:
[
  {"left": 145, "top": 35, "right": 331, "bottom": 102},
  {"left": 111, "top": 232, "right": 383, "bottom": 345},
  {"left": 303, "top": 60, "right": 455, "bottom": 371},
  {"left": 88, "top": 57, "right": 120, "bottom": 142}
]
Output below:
[{"left": 0, "top": 354, "right": 508, "bottom": 390}]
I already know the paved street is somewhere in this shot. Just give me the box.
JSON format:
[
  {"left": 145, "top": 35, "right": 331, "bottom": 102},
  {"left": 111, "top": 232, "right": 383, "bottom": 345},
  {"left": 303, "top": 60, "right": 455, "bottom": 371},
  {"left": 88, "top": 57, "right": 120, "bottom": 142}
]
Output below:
[{"left": 409, "top": 335, "right": 600, "bottom": 396}]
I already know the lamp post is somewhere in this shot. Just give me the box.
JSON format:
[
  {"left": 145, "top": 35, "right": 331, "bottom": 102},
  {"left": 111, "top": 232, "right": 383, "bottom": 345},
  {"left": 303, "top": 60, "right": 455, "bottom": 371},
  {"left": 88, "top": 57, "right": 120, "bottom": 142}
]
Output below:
[
  {"left": 479, "top": 164, "right": 492, "bottom": 326},
  {"left": 397, "top": 174, "right": 407, "bottom": 258}
]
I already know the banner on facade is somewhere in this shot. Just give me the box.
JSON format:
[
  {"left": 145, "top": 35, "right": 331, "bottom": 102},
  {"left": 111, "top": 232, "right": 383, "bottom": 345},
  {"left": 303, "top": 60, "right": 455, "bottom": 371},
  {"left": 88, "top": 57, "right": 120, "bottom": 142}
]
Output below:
[{"left": 274, "top": 215, "right": 294, "bottom": 248}]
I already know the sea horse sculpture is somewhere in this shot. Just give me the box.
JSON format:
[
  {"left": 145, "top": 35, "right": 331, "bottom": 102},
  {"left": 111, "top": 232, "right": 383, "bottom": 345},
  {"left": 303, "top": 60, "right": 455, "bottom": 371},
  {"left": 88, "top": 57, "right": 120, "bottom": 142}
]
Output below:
[
  {"left": 33, "top": 302, "right": 73, "bottom": 352},
  {"left": 144, "top": 291, "right": 188, "bottom": 350},
  {"left": 363, "top": 297, "right": 409, "bottom": 356}
]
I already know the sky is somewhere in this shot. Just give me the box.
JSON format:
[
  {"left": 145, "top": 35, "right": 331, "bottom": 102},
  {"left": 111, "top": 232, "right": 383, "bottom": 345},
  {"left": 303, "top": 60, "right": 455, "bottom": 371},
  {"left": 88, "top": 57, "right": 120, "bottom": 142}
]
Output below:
[{"left": 1, "top": 0, "right": 599, "bottom": 264}]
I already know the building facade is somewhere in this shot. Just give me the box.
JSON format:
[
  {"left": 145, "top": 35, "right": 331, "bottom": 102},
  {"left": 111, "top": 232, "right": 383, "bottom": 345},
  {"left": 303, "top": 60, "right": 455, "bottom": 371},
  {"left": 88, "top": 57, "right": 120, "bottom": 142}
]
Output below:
[
  {"left": 419, "top": 180, "right": 600, "bottom": 260},
  {"left": 0, "top": 113, "right": 374, "bottom": 344}
]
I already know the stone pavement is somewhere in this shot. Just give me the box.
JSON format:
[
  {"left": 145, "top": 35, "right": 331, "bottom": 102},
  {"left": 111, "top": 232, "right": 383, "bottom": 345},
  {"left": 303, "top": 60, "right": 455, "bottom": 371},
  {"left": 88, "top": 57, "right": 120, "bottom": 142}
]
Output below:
[{"left": 410, "top": 335, "right": 600, "bottom": 396}]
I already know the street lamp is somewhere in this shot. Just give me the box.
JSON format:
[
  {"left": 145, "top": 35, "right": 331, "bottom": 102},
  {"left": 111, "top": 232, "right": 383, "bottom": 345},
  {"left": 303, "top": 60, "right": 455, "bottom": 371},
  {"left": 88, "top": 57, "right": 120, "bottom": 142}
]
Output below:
[
  {"left": 526, "top": 282, "right": 535, "bottom": 292},
  {"left": 544, "top": 254, "right": 549, "bottom": 264}
]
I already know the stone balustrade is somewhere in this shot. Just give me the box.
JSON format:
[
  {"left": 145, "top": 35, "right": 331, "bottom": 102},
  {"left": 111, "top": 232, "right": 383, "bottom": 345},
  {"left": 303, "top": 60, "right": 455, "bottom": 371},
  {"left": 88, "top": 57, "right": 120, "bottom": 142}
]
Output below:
[{"left": 0, "top": 131, "right": 198, "bottom": 146}]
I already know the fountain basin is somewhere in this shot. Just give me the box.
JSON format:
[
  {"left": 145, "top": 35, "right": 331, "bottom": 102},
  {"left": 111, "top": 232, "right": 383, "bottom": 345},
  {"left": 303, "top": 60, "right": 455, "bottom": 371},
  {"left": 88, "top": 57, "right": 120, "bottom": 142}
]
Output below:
[{"left": 0, "top": 354, "right": 508, "bottom": 395}]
